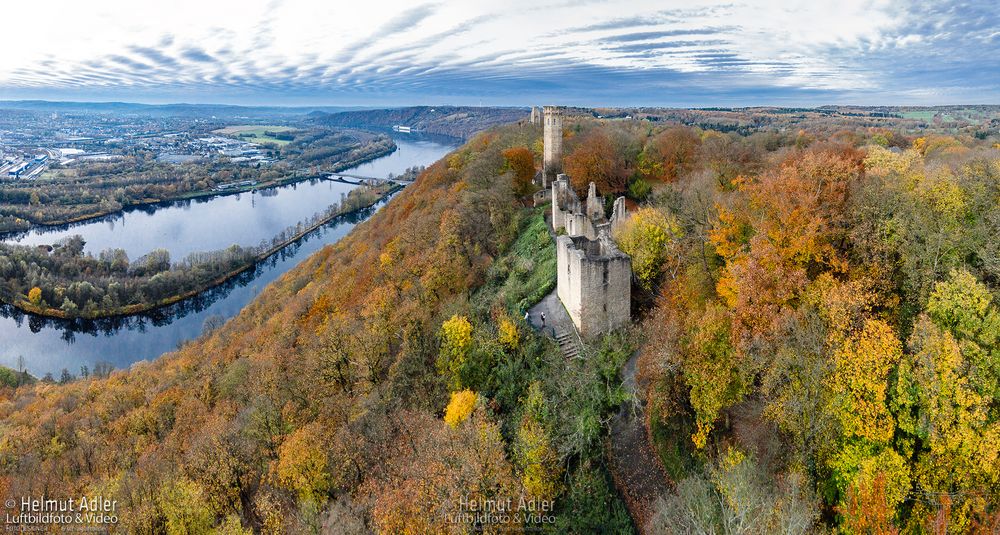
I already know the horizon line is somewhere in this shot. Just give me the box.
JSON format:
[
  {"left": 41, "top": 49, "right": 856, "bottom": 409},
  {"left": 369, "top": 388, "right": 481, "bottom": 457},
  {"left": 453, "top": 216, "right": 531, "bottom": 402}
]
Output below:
[{"left": 2, "top": 98, "right": 999, "bottom": 111}]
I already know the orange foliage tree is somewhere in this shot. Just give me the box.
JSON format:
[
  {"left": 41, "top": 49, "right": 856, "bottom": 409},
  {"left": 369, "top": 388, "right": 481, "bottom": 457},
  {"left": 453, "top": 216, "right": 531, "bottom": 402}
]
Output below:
[
  {"left": 641, "top": 126, "right": 702, "bottom": 182},
  {"left": 502, "top": 146, "right": 536, "bottom": 197},
  {"left": 710, "top": 145, "right": 862, "bottom": 347},
  {"left": 563, "top": 129, "right": 627, "bottom": 195}
]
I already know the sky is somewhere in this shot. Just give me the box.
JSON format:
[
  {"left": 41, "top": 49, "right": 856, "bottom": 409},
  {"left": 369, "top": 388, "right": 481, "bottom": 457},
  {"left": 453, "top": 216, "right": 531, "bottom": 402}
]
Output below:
[{"left": 0, "top": 0, "right": 997, "bottom": 107}]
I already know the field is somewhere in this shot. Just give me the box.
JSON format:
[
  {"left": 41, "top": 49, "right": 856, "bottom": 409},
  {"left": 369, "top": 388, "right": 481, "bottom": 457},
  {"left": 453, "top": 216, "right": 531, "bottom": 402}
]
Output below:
[
  {"left": 898, "top": 110, "right": 937, "bottom": 121},
  {"left": 213, "top": 125, "right": 296, "bottom": 145}
]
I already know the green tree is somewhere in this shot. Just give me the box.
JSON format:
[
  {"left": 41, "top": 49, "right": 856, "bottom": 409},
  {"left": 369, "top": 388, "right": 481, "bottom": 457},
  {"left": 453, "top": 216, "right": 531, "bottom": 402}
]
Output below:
[
  {"left": 925, "top": 269, "right": 1000, "bottom": 405},
  {"left": 158, "top": 478, "right": 215, "bottom": 535},
  {"left": 681, "top": 304, "right": 749, "bottom": 448}
]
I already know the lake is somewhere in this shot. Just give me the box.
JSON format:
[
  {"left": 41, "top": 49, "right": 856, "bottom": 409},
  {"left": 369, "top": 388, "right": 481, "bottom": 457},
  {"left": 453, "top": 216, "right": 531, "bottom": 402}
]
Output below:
[{"left": 0, "top": 134, "right": 457, "bottom": 377}]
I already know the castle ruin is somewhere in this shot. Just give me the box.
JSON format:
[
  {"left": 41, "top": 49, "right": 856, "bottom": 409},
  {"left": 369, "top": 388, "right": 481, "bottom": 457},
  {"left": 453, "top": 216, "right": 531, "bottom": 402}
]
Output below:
[
  {"left": 540, "top": 105, "right": 632, "bottom": 339},
  {"left": 529, "top": 106, "right": 541, "bottom": 125},
  {"left": 556, "top": 231, "right": 632, "bottom": 338}
]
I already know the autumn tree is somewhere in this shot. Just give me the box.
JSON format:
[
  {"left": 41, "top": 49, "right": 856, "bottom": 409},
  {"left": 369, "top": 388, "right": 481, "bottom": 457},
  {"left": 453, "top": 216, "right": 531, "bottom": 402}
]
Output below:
[
  {"left": 563, "top": 129, "right": 628, "bottom": 195},
  {"left": 515, "top": 382, "right": 563, "bottom": 501},
  {"left": 680, "top": 303, "right": 750, "bottom": 448},
  {"left": 925, "top": 269, "right": 1000, "bottom": 405},
  {"left": 158, "top": 478, "right": 215, "bottom": 535},
  {"left": 856, "top": 146, "right": 974, "bottom": 316},
  {"left": 502, "top": 146, "right": 536, "bottom": 197},
  {"left": 641, "top": 126, "right": 702, "bottom": 182},
  {"left": 498, "top": 316, "right": 519, "bottom": 351},
  {"left": 367, "top": 410, "right": 522, "bottom": 534},
  {"left": 838, "top": 473, "right": 901, "bottom": 535},
  {"left": 275, "top": 423, "right": 331, "bottom": 503},
  {"left": 444, "top": 389, "right": 477, "bottom": 428},
  {"left": 613, "top": 207, "right": 681, "bottom": 292},
  {"left": 892, "top": 313, "right": 998, "bottom": 530},
  {"left": 832, "top": 318, "right": 902, "bottom": 443},
  {"left": 437, "top": 314, "right": 473, "bottom": 391},
  {"left": 710, "top": 145, "right": 860, "bottom": 346}
]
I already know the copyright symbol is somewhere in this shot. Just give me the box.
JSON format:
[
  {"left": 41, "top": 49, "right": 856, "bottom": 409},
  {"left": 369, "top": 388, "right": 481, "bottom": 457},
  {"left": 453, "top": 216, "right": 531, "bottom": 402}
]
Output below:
[{"left": 3, "top": 498, "right": 14, "bottom": 508}]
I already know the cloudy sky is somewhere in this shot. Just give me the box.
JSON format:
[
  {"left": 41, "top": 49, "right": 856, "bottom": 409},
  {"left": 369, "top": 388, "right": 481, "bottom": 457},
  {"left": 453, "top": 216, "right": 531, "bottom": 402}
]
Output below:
[{"left": 0, "top": 0, "right": 996, "bottom": 107}]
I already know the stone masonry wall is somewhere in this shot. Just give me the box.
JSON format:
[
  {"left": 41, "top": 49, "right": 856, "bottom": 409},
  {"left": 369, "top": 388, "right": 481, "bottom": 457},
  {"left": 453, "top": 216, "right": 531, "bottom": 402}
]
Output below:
[{"left": 556, "top": 234, "right": 631, "bottom": 338}]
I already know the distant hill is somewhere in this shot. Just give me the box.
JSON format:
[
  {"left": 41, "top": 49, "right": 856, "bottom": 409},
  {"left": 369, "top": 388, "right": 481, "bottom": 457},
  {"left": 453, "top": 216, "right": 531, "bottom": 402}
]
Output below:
[
  {"left": 0, "top": 100, "right": 362, "bottom": 118},
  {"left": 309, "top": 105, "right": 529, "bottom": 138}
]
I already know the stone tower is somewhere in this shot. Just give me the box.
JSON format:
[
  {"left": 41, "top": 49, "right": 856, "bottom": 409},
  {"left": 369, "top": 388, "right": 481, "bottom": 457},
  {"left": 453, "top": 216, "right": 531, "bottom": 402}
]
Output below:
[
  {"left": 543, "top": 106, "right": 563, "bottom": 185},
  {"left": 529, "top": 106, "right": 541, "bottom": 124}
]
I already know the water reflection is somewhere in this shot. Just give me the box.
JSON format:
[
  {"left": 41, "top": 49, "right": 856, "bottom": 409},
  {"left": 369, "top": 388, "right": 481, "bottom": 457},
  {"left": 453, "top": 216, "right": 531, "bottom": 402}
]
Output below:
[
  {"left": 0, "top": 200, "right": 381, "bottom": 339},
  {"left": 0, "top": 134, "right": 457, "bottom": 376}
]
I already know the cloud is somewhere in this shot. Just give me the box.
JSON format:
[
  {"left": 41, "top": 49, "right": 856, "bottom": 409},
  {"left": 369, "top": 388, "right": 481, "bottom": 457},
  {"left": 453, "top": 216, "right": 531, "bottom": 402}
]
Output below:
[
  {"left": 180, "top": 48, "right": 217, "bottom": 63},
  {"left": 0, "top": 0, "right": 996, "bottom": 106},
  {"left": 599, "top": 28, "right": 732, "bottom": 43}
]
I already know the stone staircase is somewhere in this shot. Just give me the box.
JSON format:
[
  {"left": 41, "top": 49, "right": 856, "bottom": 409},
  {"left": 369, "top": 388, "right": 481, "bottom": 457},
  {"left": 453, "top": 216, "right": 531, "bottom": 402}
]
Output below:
[{"left": 555, "top": 329, "right": 582, "bottom": 359}]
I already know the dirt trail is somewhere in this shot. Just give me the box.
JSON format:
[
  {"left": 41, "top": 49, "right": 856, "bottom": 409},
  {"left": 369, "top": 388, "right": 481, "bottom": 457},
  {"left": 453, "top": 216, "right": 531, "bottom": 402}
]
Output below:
[{"left": 607, "top": 350, "right": 672, "bottom": 533}]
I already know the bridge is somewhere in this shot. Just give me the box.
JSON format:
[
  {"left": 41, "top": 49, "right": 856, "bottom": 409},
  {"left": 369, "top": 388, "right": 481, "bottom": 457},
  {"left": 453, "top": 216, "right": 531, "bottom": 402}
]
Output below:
[{"left": 325, "top": 172, "right": 416, "bottom": 186}]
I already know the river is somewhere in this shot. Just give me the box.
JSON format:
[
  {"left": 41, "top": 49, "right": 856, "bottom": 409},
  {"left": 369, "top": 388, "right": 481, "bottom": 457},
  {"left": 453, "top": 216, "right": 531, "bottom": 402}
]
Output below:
[{"left": 0, "top": 134, "right": 458, "bottom": 377}]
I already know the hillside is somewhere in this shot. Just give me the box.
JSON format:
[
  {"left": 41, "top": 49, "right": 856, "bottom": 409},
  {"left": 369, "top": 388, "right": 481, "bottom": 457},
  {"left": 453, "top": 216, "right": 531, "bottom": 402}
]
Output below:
[
  {"left": 3, "top": 113, "right": 1000, "bottom": 534},
  {"left": 309, "top": 106, "right": 529, "bottom": 139},
  {"left": 0, "top": 121, "right": 632, "bottom": 534}
]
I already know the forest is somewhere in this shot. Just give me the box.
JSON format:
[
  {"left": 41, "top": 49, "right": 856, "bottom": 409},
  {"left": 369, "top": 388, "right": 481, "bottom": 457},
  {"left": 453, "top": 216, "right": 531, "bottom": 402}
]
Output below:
[
  {"left": 0, "top": 129, "right": 394, "bottom": 233},
  {"left": 1, "top": 113, "right": 999, "bottom": 533},
  {"left": 0, "top": 184, "right": 390, "bottom": 318}
]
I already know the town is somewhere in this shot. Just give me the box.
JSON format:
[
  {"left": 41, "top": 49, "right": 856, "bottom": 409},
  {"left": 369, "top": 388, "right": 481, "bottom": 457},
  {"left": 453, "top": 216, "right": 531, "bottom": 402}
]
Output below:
[{"left": 0, "top": 109, "right": 279, "bottom": 181}]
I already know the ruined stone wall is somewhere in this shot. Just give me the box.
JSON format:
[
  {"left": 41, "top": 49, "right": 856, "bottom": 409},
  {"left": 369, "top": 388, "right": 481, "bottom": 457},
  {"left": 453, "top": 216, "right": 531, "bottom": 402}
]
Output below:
[
  {"left": 552, "top": 175, "right": 604, "bottom": 239},
  {"left": 586, "top": 182, "right": 603, "bottom": 221},
  {"left": 556, "top": 234, "right": 631, "bottom": 338},
  {"left": 610, "top": 196, "right": 628, "bottom": 235}
]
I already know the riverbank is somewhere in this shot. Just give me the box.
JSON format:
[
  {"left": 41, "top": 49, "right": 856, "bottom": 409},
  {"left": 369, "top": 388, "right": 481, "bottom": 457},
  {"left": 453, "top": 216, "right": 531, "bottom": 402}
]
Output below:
[
  {"left": 7, "top": 182, "right": 402, "bottom": 320},
  {"left": 0, "top": 140, "right": 397, "bottom": 236}
]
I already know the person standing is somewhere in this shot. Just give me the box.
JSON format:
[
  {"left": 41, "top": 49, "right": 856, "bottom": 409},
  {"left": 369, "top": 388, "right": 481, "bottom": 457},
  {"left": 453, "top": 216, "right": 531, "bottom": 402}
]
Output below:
[{"left": 541, "top": 312, "right": 546, "bottom": 328}]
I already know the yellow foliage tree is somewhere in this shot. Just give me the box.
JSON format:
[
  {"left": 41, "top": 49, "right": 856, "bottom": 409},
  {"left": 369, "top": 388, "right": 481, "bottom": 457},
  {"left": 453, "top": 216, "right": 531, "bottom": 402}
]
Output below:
[
  {"left": 444, "top": 389, "right": 477, "bottom": 428},
  {"left": 437, "top": 315, "right": 473, "bottom": 391},
  {"left": 27, "top": 287, "right": 42, "bottom": 306},
  {"left": 613, "top": 207, "right": 681, "bottom": 292},
  {"left": 516, "top": 416, "right": 563, "bottom": 501},
  {"left": 498, "top": 317, "right": 519, "bottom": 351},
  {"left": 275, "top": 423, "right": 331, "bottom": 503},
  {"left": 158, "top": 478, "right": 214, "bottom": 535},
  {"left": 681, "top": 304, "right": 749, "bottom": 448},
  {"left": 832, "top": 319, "right": 903, "bottom": 443},
  {"left": 892, "top": 316, "right": 998, "bottom": 530}
]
